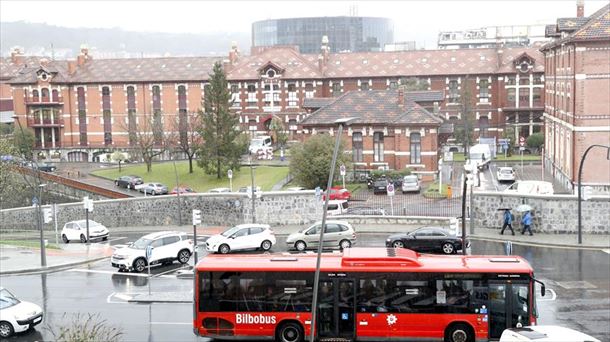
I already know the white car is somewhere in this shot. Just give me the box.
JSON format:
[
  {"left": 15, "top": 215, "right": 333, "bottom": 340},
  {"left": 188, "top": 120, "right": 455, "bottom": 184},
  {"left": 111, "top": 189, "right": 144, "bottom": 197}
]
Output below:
[
  {"left": 500, "top": 326, "right": 600, "bottom": 342},
  {"left": 326, "top": 200, "right": 348, "bottom": 216},
  {"left": 401, "top": 175, "right": 421, "bottom": 193},
  {"left": 497, "top": 166, "right": 516, "bottom": 182},
  {"left": 504, "top": 181, "right": 554, "bottom": 195},
  {"left": 205, "top": 224, "right": 276, "bottom": 254},
  {"left": 61, "top": 220, "right": 109, "bottom": 243},
  {"left": 0, "top": 287, "right": 43, "bottom": 338},
  {"left": 111, "top": 231, "right": 193, "bottom": 272}
]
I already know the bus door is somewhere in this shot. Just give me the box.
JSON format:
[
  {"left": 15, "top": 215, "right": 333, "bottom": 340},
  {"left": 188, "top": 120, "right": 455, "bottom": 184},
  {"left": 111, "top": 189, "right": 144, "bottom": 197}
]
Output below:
[
  {"left": 488, "top": 281, "right": 530, "bottom": 339},
  {"left": 318, "top": 279, "right": 355, "bottom": 339}
]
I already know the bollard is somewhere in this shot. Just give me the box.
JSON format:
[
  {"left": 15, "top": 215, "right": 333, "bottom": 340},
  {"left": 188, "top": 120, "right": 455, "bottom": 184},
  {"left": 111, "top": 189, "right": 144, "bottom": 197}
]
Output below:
[{"left": 447, "top": 185, "right": 452, "bottom": 199}]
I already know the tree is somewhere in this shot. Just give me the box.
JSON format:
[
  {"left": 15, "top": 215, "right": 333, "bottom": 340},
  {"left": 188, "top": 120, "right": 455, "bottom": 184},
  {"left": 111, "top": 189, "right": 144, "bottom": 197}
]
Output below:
[
  {"left": 526, "top": 132, "right": 544, "bottom": 152},
  {"left": 12, "top": 126, "right": 35, "bottom": 160},
  {"left": 457, "top": 76, "right": 475, "bottom": 156},
  {"left": 125, "top": 113, "right": 168, "bottom": 172},
  {"left": 289, "top": 134, "right": 351, "bottom": 189},
  {"left": 400, "top": 77, "right": 430, "bottom": 91},
  {"left": 169, "top": 111, "right": 202, "bottom": 173},
  {"left": 269, "top": 116, "right": 288, "bottom": 148},
  {"left": 197, "top": 62, "right": 246, "bottom": 178}
]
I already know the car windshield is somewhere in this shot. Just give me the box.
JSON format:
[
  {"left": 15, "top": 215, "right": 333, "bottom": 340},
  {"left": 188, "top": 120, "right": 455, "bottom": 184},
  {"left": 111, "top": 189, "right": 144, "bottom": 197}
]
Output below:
[
  {"left": 250, "top": 139, "right": 263, "bottom": 146},
  {"left": 221, "top": 226, "right": 242, "bottom": 237},
  {"left": 500, "top": 169, "right": 513, "bottom": 174},
  {"left": 131, "top": 237, "right": 152, "bottom": 249},
  {"left": 0, "top": 289, "right": 21, "bottom": 309},
  {"left": 404, "top": 176, "right": 418, "bottom": 183},
  {"left": 470, "top": 153, "right": 485, "bottom": 160}
]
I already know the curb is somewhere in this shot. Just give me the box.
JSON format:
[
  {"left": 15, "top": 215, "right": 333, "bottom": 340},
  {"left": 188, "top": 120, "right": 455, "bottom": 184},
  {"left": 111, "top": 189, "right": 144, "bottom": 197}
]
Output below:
[
  {"left": 469, "top": 235, "right": 607, "bottom": 250},
  {"left": 0, "top": 255, "right": 110, "bottom": 276},
  {"left": 127, "top": 297, "right": 192, "bottom": 304}
]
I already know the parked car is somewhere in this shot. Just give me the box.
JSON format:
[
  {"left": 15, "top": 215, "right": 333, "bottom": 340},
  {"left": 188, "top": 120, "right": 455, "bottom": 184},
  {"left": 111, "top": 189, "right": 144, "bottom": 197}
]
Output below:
[
  {"left": 170, "top": 186, "right": 195, "bottom": 195},
  {"left": 36, "top": 163, "right": 57, "bottom": 172},
  {"left": 345, "top": 206, "right": 385, "bottom": 216},
  {"left": 500, "top": 326, "right": 600, "bottom": 342},
  {"left": 238, "top": 186, "right": 261, "bottom": 193},
  {"left": 504, "top": 181, "right": 554, "bottom": 195},
  {"left": 286, "top": 220, "right": 356, "bottom": 251},
  {"left": 111, "top": 231, "right": 193, "bottom": 272},
  {"left": 209, "top": 187, "right": 231, "bottom": 193},
  {"left": 497, "top": 166, "right": 516, "bottom": 182},
  {"left": 401, "top": 175, "right": 421, "bottom": 193},
  {"left": 61, "top": 220, "right": 109, "bottom": 243},
  {"left": 248, "top": 135, "right": 273, "bottom": 154},
  {"left": 0, "top": 287, "right": 44, "bottom": 338},
  {"left": 205, "top": 224, "right": 276, "bottom": 254},
  {"left": 114, "top": 175, "right": 143, "bottom": 190},
  {"left": 139, "top": 182, "right": 168, "bottom": 195},
  {"left": 322, "top": 187, "right": 351, "bottom": 201},
  {"left": 326, "top": 200, "right": 349, "bottom": 216},
  {"left": 385, "top": 226, "right": 469, "bottom": 255},
  {"left": 373, "top": 179, "right": 389, "bottom": 194}
]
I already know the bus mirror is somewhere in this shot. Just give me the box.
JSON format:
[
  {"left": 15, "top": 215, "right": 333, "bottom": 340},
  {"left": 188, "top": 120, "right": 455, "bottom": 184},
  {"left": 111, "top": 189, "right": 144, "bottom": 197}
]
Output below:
[{"left": 541, "top": 283, "right": 546, "bottom": 297}]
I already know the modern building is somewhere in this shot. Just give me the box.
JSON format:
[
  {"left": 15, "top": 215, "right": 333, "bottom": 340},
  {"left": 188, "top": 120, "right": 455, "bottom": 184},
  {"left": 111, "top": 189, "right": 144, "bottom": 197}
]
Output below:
[
  {"left": 252, "top": 16, "right": 394, "bottom": 53},
  {"left": 541, "top": 2, "right": 610, "bottom": 193},
  {"left": 438, "top": 25, "right": 550, "bottom": 49}
]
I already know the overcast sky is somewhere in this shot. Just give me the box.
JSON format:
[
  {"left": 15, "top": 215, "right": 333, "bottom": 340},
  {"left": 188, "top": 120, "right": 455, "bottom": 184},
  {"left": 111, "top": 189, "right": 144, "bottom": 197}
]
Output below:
[{"left": 1, "top": 0, "right": 606, "bottom": 48}]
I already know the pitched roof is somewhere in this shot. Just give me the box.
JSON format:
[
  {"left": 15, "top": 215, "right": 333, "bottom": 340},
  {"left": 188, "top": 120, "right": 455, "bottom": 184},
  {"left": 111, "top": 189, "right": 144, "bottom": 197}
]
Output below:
[
  {"left": 405, "top": 90, "right": 444, "bottom": 102},
  {"left": 301, "top": 90, "right": 442, "bottom": 126},
  {"left": 557, "top": 17, "right": 590, "bottom": 31},
  {"left": 0, "top": 56, "right": 44, "bottom": 80},
  {"left": 302, "top": 97, "right": 335, "bottom": 109},
  {"left": 8, "top": 61, "right": 71, "bottom": 84},
  {"left": 226, "top": 47, "right": 323, "bottom": 80},
  {"left": 497, "top": 47, "right": 545, "bottom": 73},
  {"left": 542, "top": 4, "right": 610, "bottom": 50}
]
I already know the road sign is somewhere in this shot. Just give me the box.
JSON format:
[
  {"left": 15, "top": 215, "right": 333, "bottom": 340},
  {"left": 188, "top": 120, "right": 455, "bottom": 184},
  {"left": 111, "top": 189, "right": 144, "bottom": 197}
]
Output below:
[
  {"left": 32, "top": 196, "right": 38, "bottom": 205},
  {"left": 83, "top": 197, "right": 93, "bottom": 212},
  {"left": 227, "top": 169, "right": 233, "bottom": 179},
  {"left": 387, "top": 183, "right": 395, "bottom": 196},
  {"left": 519, "top": 136, "right": 525, "bottom": 147},
  {"left": 339, "top": 165, "right": 346, "bottom": 176},
  {"left": 192, "top": 209, "right": 202, "bottom": 225},
  {"left": 43, "top": 208, "right": 53, "bottom": 223},
  {"left": 146, "top": 245, "right": 154, "bottom": 261},
  {"left": 583, "top": 186, "right": 593, "bottom": 201},
  {"left": 315, "top": 186, "right": 321, "bottom": 199}
]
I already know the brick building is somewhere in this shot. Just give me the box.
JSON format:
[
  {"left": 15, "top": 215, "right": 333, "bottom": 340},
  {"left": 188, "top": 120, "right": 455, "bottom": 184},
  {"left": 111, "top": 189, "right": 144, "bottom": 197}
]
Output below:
[
  {"left": 3, "top": 40, "right": 545, "bottom": 166},
  {"left": 541, "top": 3, "right": 610, "bottom": 192}
]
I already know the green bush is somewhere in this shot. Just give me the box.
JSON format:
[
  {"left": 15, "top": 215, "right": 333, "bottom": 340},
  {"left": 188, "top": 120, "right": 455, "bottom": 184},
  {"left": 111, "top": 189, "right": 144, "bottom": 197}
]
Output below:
[{"left": 370, "top": 169, "right": 411, "bottom": 180}]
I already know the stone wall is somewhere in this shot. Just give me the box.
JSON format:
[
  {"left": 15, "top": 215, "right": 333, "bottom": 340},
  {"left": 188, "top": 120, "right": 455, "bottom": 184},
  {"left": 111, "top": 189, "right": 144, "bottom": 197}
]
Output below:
[
  {"left": 472, "top": 191, "right": 609, "bottom": 234},
  {"left": 0, "top": 191, "right": 322, "bottom": 231}
]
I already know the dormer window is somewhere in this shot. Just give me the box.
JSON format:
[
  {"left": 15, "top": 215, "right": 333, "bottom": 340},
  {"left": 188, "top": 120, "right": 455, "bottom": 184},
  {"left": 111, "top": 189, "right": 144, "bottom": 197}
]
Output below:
[
  {"left": 40, "top": 73, "right": 48, "bottom": 81},
  {"left": 266, "top": 69, "right": 276, "bottom": 78},
  {"left": 513, "top": 53, "right": 535, "bottom": 74},
  {"left": 519, "top": 61, "right": 531, "bottom": 73}
]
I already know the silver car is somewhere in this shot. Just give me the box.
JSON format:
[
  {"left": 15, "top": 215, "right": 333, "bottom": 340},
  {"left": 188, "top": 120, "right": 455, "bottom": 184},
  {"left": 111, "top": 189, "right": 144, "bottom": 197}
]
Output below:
[
  {"left": 401, "top": 175, "right": 421, "bottom": 193},
  {"left": 286, "top": 220, "right": 356, "bottom": 251},
  {"left": 139, "top": 183, "right": 168, "bottom": 195}
]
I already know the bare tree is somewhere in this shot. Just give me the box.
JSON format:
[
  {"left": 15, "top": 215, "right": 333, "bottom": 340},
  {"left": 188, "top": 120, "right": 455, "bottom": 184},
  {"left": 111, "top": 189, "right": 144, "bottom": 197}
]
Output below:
[
  {"left": 168, "top": 110, "right": 202, "bottom": 174},
  {"left": 122, "top": 113, "right": 169, "bottom": 172}
]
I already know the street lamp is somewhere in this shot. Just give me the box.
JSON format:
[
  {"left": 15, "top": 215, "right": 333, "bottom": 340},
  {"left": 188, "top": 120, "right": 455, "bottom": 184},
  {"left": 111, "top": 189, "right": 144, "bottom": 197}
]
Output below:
[
  {"left": 309, "top": 117, "right": 356, "bottom": 342},
  {"left": 577, "top": 144, "right": 610, "bottom": 244}
]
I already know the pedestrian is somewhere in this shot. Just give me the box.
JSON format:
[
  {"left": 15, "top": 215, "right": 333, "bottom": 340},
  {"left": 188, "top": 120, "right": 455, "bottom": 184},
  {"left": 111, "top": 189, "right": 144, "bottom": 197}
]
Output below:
[
  {"left": 500, "top": 209, "right": 515, "bottom": 235},
  {"left": 521, "top": 210, "right": 533, "bottom": 236}
]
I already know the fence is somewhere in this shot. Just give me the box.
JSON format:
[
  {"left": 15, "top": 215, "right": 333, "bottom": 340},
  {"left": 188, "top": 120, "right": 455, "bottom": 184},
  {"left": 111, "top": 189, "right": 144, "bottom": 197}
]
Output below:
[{"left": 348, "top": 187, "right": 462, "bottom": 217}]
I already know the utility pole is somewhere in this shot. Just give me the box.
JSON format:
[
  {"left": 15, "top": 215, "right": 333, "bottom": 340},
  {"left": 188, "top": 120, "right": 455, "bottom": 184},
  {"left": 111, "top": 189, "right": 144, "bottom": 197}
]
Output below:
[{"left": 249, "top": 157, "right": 256, "bottom": 223}]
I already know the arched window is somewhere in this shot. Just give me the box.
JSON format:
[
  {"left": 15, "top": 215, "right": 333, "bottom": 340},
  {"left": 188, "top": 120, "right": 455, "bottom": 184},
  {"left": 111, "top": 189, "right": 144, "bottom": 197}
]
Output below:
[
  {"left": 41, "top": 88, "right": 49, "bottom": 100},
  {"left": 410, "top": 132, "right": 421, "bottom": 164},
  {"left": 32, "top": 89, "right": 39, "bottom": 100}
]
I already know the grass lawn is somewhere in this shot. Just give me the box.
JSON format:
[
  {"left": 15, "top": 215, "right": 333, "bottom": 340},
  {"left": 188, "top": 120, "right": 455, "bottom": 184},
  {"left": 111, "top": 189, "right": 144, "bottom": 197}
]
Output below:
[
  {"left": 92, "top": 161, "right": 289, "bottom": 192},
  {"left": 449, "top": 153, "right": 540, "bottom": 162},
  {"left": 0, "top": 240, "right": 60, "bottom": 249},
  {"left": 423, "top": 182, "right": 449, "bottom": 199}
]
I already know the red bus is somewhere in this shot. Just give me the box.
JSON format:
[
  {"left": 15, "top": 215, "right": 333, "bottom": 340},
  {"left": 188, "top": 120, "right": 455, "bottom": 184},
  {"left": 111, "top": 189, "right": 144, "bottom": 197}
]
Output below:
[{"left": 194, "top": 248, "right": 545, "bottom": 342}]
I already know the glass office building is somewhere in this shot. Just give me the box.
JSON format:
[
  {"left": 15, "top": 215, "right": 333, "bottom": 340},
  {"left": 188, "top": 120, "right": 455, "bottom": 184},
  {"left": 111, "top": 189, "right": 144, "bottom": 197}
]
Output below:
[{"left": 252, "top": 17, "right": 394, "bottom": 53}]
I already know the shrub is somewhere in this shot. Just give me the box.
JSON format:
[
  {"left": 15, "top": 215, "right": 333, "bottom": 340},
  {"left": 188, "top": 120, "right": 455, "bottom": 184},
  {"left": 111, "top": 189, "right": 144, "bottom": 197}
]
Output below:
[{"left": 46, "top": 313, "right": 123, "bottom": 342}]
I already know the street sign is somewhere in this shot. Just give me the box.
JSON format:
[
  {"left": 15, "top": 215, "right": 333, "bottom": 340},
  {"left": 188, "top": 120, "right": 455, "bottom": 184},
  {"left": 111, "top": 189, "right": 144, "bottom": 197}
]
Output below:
[
  {"left": 43, "top": 208, "right": 53, "bottom": 223},
  {"left": 32, "top": 196, "right": 38, "bottom": 206},
  {"left": 387, "top": 183, "right": 395, "bottom": 196},
  {"left": 146, "top": 245, "right": 154, "bottom": 261},
  {"left": 315, "top": 186, "right": 321, "bottom": 199},
  {"left": 519, "top": 136, "right": 525, "bottom": 147},
  {"left": 83, "top": 197, "right": 93, "bottom": 212},
  {"left": 339, "top": 165, "right": 346, "bottom": 176},
  {"left": 192, "top": 209, "right": 202, "bottom": 225},
  {"left": 583, "top": 186, "right": 593, "bottom": 201},
  {"left": 227, "top": 169, "right": 233, "bottom": 179}
]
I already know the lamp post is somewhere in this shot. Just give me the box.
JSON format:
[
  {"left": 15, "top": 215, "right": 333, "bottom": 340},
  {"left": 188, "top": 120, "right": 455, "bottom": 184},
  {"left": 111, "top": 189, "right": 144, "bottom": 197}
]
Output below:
[
  {"left": 249, "top": 156, "right": 256, "bottom": 223},
  {"left": 577, "top": 144, "right": 610, "bottom": 244},
  {"left": 13, "top": 115, "right": 47, "bottom": 266},
  {"left": 309, "top": 117, "right": 356, "bottom": 342}
]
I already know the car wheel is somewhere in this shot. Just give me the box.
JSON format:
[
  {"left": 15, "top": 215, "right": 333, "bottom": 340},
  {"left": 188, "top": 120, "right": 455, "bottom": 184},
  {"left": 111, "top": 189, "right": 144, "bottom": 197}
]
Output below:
[
  {"left": 177, "top": 249, "right": 191, "bottom": 264},
  {"left": 339, "top": 239, "right": 352, "bottom": 250},
  {"left": 276, "top": 321, "right": 303, "bottom": 342},
  {"left": 261, "top": 240, "right": 272, "bottom": 251},
  {"left": 0, "top": 321, "right": 14, "bottom": 338},
  {"left": 80, "top": 234, "right": 87, "bottom": 243},
  {"left": 295, "top": 241, "right": 307, "bottom": 252},
  {"left": 445, "top": 323, "right": 474, "bottom": 342},
  {"left": 219, "top": 244, "right": 231, "bottom": 254},
  {"left": 442, "top": 242, "right": 455, "bottom": 254},
  {"left": 102, "top": 236, "right": 108, "bottom": 241},
  {"left": 392, "top": 240, "right": 404, "bottom": 248},
  {"left": 62, "top": 234, "right": 69, "bottom": 243},
  {"left": 133, "top": 258, "right": 147, "bottom": 273}
]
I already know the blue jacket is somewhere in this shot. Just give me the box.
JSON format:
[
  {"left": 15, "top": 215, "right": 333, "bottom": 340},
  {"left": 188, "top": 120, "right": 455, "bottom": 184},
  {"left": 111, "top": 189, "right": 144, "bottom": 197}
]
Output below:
[
  {"left": 522, "top": 212, "right": 532, "bottom": 225},
  {"left": 503, "top": 210, "right": 513, "bottom": 224}
]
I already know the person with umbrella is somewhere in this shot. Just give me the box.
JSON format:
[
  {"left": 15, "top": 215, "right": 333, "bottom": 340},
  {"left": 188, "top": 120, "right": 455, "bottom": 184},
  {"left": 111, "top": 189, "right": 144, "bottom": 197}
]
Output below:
[
  {"left": 500, "top": 208, "right": 515, "bottom": 235},
  {"left": 521, "top": 210, "right": 534, "bottom": 236}
]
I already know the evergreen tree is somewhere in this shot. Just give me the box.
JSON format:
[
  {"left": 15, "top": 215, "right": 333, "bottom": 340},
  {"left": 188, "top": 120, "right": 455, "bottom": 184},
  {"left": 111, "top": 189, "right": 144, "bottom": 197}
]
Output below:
[{"left": 197, "top": 62, "right": 246, "bottom": 178}]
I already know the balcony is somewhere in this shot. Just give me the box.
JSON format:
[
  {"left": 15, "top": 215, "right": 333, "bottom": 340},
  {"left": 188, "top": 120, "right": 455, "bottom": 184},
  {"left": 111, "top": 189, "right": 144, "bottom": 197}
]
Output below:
[
  {"left": 25, "top": 96, "right": 64, "bottom": 106},
  {"left": 27, "top": 117, "right": 65, "bottom": 127},
  {"left": 35, "top": 141, "right": 62, "bottom": 149}
]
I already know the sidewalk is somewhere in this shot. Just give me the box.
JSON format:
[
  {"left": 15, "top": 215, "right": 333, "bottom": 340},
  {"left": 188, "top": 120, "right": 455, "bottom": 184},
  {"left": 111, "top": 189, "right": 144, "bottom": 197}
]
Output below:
[{"left": 1, "top": 223, "right": 608, "bottom": 276}]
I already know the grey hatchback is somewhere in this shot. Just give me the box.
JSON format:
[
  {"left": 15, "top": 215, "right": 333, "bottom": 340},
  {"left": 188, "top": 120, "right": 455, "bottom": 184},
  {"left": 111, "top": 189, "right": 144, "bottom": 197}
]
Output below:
[{"left": 285, "top": 220, "right": 356, "bottom": 251}]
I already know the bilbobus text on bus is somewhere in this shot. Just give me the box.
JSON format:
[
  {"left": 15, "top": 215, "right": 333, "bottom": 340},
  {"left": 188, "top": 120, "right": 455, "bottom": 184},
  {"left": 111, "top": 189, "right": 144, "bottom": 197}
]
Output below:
[{"left": 194, "top": 247, "right": 545, "bottom": 342}]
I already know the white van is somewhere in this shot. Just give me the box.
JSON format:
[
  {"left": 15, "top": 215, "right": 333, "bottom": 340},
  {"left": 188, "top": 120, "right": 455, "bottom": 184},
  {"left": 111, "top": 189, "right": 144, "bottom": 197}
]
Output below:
[
  {"left": 249, "top": 135, "right": 272, "bottom": 154},
  {"left": 465, "top": 144, "right": 492, "bottom": 171},
  {"left": 504, "top": 181, "right": 554, "bottom": 195},
  {"left": 326, "top": 200, "right": 348, "bottom": 216}
]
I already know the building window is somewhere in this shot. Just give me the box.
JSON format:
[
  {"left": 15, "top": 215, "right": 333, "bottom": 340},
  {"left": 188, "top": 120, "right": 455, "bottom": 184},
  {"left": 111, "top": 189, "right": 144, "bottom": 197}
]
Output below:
[
  {"left": 410, "top": 132, "right": 421, "bottom": 164},
  {"left": 178, "top": 85, "right": 187, "bottom": 110},
  {"left": 448, "top": 80, "right": 459, "bottom": 103},
  {"left": 128, "top": 110, "right": 137, "bottom": 146},
  {"left": 519, "top": 88, "right": 529, "bottom": 107},
  {"left": 287, "top": 83, "right": 298, "bottom": 106},
  {"left": 479, "top": 80, "right": 489, "bottom": 103},
  {"left": 506, "top": 77, "right": 516, "bottom": 86},
  {"left": 507, "top": 89, "right": 516, "bottom": 107},
  {"left": 305, "top": 83, "right": 314, "bottom": 98},
  {"left": 389, "top": 81, "right": 398, "bottom": 89},
  {"left": 519, "top": 77, "right": 530, "bottom": 85},
  {"left": 533, "top": 76, "right": 543, "bottom": 85},
  {"left": 41, "top": 88, "right": 49, "bottom": 100},
  {"left": 102, "top": 86, "right": 111, "bottom": 111},
  {"left": 103, "top": 109, "right": 112, "bottom": 145},
  {"left": 360, "top": 82, "right": 369, "bottom": 91},
  {"left": 230, "top": 84, "right": 240, "bottom": 107},
  {"left": 152, "top": 85, "right": 161, "bottom": 111},
  {"left": 32, "top": 89, "right": 39, "bottom": 100},
  {"left": 479, "top": 117, "right": 489, "bottom": 138},
  {"left": 288, "top": 119, "right": 298, "bottom": 131},
  {"left": 332, "top": 83, "right": 342, "bottom": 97},
  {"left": 352, "top": 132, "right": 363, "bottom": 162},
  {"left": 247, "top": 84, "right": 257, "bottom": 105},
  {"left": 533, "top": 88, "right": 542, "bottom": 107},
  {"left": 153, "top": 110, "right": 163, "bottom": 145},
  {"left": 373, "top": 132, "right": 384, "bottom": 162}
]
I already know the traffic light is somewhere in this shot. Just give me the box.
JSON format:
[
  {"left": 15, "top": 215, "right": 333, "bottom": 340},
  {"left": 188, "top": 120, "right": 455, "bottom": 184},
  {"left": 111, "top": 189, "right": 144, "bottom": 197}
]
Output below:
[
  {"left": 43, "top": 208, "right": 52, "bottom": 224},
  {"left": 192, "top": 209, "right": 202, "bottom": 225}
]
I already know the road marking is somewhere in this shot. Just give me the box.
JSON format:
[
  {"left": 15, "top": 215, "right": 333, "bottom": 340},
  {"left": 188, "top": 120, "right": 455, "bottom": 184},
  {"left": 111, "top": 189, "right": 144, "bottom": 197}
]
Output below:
[
  {"left": 151, "top": 266, "right": 188, "bottom": 278},
  {"left": 68, "top": 268, "right": 149, "bottom": 277},
  {"left": 106, "top": 237, "right": 127, "bottom": 243},
  {"left": 538, "top": 288, "right": 557, "bottom": 301},
  {"left": 602, "top": 249, "right": 610, "bottom": 254},
  {"left": 107, "top": 292, "right": 131, "bottom": 304},
  {"left": 150, "top": 322, "right": 191, "bottom": 325}
]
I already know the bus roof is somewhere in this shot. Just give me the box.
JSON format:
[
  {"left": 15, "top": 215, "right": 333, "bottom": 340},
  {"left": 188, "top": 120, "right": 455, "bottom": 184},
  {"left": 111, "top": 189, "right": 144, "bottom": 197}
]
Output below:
[{"left": 196, "top": 248, "right": 533, "bottom": 274}]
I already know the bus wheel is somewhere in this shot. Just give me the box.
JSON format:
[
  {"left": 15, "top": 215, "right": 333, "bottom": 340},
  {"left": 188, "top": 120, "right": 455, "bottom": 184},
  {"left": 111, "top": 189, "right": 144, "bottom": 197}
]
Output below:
[
  {"left": 445, "top": 323, "right": 474, "bottom": 342},
  {"left": 277, "top": 322, "right": 303, "bottom": 342}
]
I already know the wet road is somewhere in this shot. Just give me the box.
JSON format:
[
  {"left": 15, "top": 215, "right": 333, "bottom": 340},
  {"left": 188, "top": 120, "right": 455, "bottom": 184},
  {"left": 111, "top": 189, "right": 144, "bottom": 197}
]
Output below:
[{"left": 2, "top": 233, "right": 608, "bottom": 341}]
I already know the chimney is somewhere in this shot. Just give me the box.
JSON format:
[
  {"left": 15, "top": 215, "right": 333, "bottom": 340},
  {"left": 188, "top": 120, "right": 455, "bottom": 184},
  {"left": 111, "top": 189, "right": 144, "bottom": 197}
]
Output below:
[
  {"left": 39, "top": 58, "right": 49, "bottom": 67},
  {"left": 10, "top": 46, "right": 24, "bottom": 64},
  {"left": 398, "top": 88, "right": 405, "bottom": 107},
  {"left": 228, "top": 41, "right": 239, "bottom": 65},
  {"left": 68, "top": 61, "right": 77, "bottom": 75},
  {"left": 77, "top": 43, "right": 92, "bottom": 66},
  {"left": 576, "top": 0, "right": 584, "bottom": 17}
]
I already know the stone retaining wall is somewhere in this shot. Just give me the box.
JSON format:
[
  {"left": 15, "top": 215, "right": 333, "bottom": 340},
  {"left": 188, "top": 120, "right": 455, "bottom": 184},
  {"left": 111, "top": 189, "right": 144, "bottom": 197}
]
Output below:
[{"left": 472, "top": 191, "right": 609, "bottom": 234}]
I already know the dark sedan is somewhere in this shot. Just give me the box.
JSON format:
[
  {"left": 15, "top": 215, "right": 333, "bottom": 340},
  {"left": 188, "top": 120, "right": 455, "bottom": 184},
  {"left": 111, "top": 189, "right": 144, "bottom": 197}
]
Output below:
[
  {"left": 114, "top": 175, "right": 143, "bottom": 189},
  {"left": 373, "top": 179, "right": 388, "bottom": 194},
  {"left": 385, "top": 227, "right": 469, "bottom": 254},
  {"left": 36, "top": 163, "right": 57, "bottom": 172}
]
